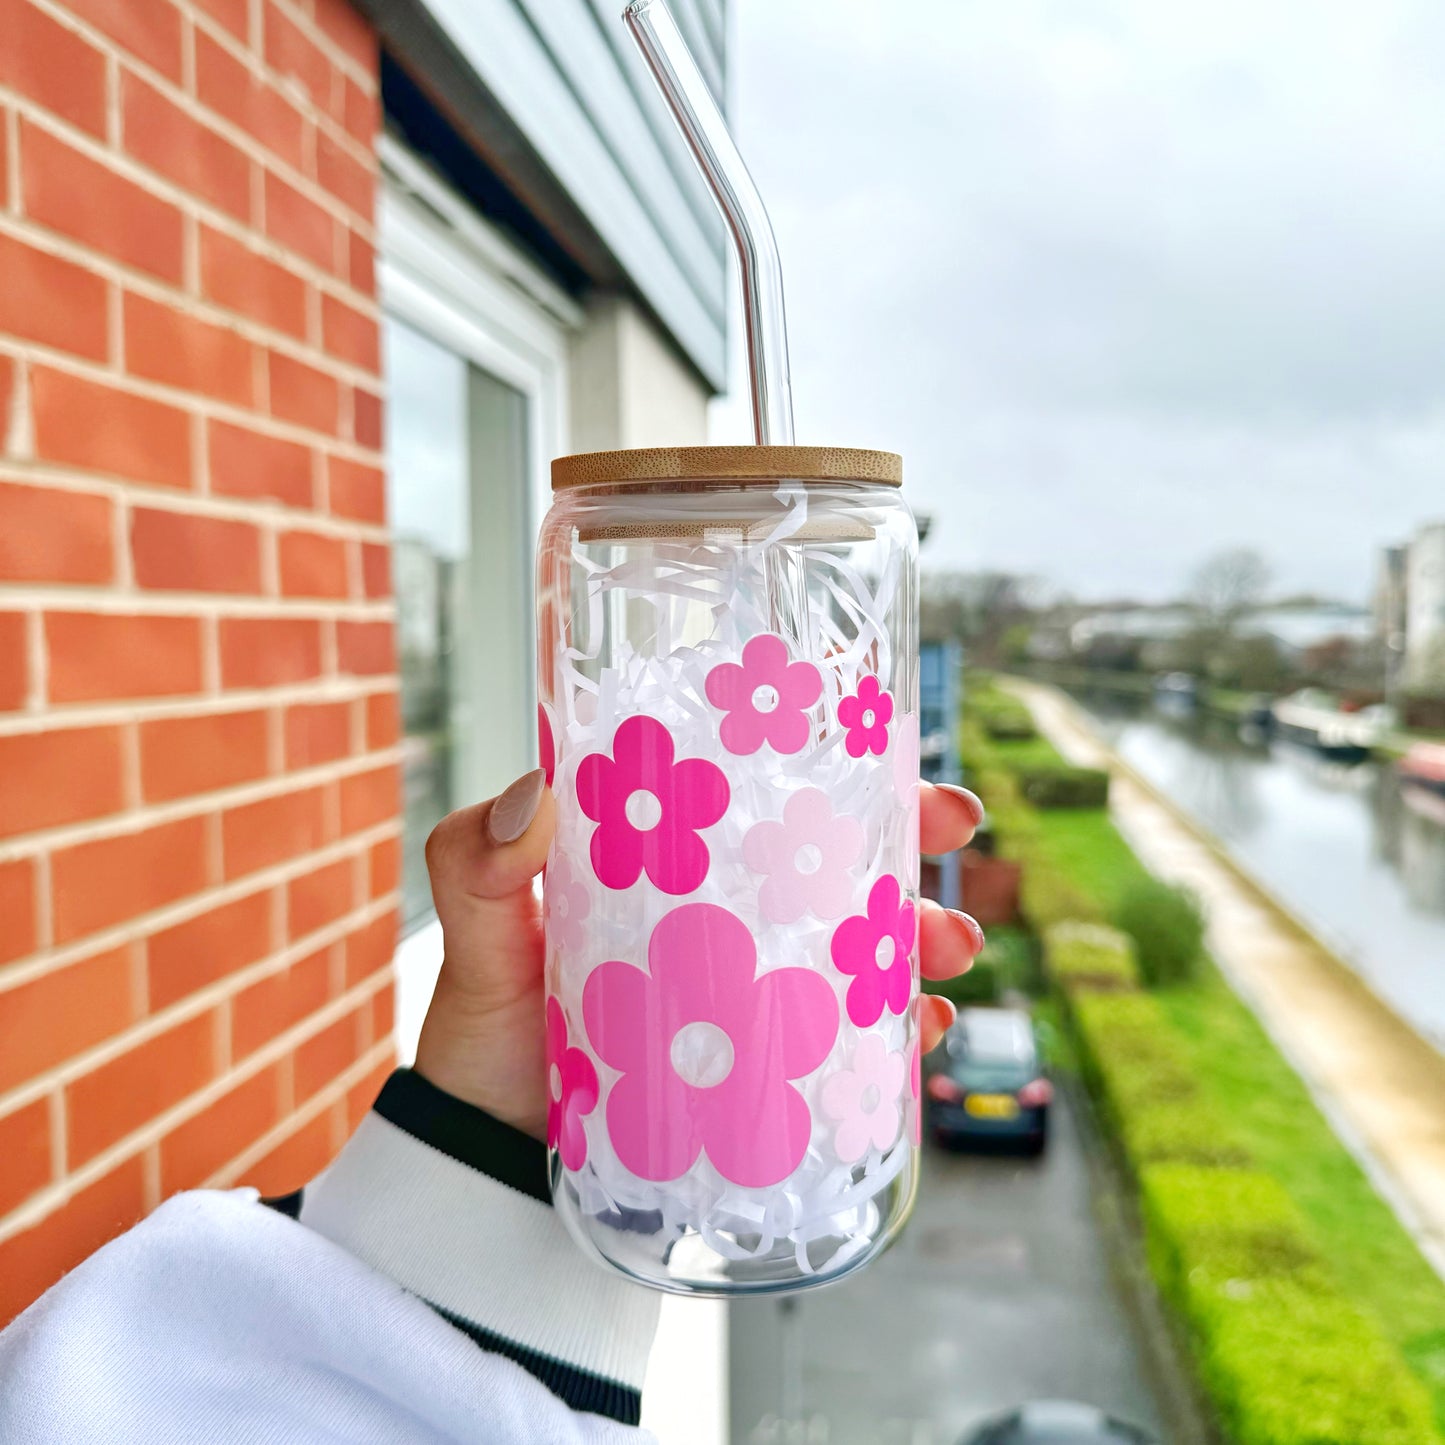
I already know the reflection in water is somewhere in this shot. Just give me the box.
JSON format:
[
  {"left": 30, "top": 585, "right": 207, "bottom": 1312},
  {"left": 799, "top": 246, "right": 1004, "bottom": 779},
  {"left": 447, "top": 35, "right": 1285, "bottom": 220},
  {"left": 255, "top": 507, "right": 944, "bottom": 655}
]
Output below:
[{"left": 1069, "top": 690, "right": 1445, "bottom": 1051}]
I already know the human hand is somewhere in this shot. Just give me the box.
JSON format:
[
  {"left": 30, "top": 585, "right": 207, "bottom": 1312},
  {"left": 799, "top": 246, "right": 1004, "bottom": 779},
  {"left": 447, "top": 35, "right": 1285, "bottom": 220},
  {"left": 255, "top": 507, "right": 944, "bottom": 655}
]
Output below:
[{"left": 414, "top": 769, "right": 985, "bottom": 1140}]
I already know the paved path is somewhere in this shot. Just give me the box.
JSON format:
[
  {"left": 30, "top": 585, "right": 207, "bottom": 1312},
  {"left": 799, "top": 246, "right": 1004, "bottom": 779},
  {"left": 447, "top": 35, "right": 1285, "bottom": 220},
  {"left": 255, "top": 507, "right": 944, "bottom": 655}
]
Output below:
[
  {"left": 1008, "top": 679, "right": 1445, "bottom": 1279},
  {"left": 729, "top": 1091, "right": 1165, "bottom": 1445}
]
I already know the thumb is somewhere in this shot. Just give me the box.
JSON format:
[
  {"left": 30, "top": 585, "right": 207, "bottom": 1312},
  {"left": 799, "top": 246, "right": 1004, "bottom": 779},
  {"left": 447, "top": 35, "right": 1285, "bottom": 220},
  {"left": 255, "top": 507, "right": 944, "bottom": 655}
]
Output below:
[
  {"left": 414, "top": 769, "right": 555, "bottom": 1135},
  {"left": 422, "top": 768, "right": 554, "bottom": 1010}
]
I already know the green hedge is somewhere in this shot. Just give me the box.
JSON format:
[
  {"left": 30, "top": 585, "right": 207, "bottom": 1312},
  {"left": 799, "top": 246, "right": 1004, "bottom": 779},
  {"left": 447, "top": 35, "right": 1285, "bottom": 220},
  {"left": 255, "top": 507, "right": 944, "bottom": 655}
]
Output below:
[
  {"left": 983, "top": 710, "right": 1037, "bottom": 741},
  {"left": 1013, "top": 763, "right": 1111, "bottom": 809},
  {"left": 1040, "top": 924, "right": 1444, "bottom": 1444},
  {"left": 1143, "top": 1164, "right": 1441, "bottom": 1445},
  {"left": 1043, "top": 921, "right": 1139, "bottom": 988},
  {"left": 1112, "top": 876, "right": 1206, "bottom": 986},
  {"left": 966, "top": 673, "right": 1037, "bottom": 742}
]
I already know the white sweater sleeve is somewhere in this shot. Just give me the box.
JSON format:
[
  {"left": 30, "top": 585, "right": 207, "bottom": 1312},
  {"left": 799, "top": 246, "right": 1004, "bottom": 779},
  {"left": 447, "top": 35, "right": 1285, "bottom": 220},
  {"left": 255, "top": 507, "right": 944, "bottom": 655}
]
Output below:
[{"left": 0, "top": 1069, "right": 660, "bottom": 1444}]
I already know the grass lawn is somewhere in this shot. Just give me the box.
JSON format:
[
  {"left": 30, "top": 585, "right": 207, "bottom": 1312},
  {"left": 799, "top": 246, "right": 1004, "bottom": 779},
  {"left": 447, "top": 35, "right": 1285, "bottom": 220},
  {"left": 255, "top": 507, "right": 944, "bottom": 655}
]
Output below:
[
  {"left": 1027, "top": 807, "right": 1153, "bottom": 912},
  {"left": 1160, "top": 969, "right": 1445, "bottom": 1416}
]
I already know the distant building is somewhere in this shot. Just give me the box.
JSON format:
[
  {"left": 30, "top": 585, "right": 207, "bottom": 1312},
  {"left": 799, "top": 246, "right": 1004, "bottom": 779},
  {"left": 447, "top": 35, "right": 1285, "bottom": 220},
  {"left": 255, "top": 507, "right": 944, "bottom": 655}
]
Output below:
[
  {"left": 1377, "top": 523, "right": 1445, "bottom": 694},
  {"left": 1374, "top": 545, "right": 1409, "bottom": 695},
  {"left": 1404, "top": 524, "right": 1445, "bottom": 691}
]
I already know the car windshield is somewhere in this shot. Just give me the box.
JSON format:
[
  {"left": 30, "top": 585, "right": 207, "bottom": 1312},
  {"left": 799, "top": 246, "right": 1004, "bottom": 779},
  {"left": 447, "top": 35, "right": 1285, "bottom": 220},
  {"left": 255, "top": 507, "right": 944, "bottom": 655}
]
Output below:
[{"left": 945, "top": 1011, "right": 1038, "bottom": 1085}]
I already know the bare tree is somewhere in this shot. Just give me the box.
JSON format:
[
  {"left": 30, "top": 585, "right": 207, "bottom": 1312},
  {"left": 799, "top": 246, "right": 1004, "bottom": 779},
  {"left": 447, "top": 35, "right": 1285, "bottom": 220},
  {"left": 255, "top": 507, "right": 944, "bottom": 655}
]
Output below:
[{"left": 1189, "top": 547, "right": 1272, "bottom": 630}]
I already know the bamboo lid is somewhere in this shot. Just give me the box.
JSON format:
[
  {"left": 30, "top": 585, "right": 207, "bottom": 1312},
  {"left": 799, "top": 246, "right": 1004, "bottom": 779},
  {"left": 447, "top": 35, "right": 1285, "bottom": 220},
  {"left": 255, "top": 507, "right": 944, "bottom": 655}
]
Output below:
[{"left": 551, "top": 445, "right": 902, "bottom": 490}]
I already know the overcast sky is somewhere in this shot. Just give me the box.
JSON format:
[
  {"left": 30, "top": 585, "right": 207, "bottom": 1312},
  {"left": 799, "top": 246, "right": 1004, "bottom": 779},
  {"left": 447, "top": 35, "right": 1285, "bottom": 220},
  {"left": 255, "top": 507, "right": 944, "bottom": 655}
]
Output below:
[{"left": 708, "top": 0, "right": 1445, "bottom": 603}]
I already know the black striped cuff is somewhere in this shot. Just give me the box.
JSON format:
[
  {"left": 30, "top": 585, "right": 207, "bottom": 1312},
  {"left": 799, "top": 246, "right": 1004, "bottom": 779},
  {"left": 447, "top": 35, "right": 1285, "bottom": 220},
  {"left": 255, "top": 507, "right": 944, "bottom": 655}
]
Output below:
[{"left": 294, "top": 1069, "right": 658, "bottom": 1425}]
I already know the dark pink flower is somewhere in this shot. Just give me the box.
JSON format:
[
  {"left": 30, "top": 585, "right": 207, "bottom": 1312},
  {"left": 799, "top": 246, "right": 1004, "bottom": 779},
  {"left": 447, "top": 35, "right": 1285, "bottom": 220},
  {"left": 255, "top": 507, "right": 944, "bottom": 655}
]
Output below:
[
  {"left": 538, "top": 702, "right": 556, "bottom": 788},
  {"left": 546, "top": 997, "right": 598, "bottom": 1171},
  {"left": 838, "top": 674, "right": 893, "bottom": 758},
  {"left": 575, "top": 715, "right": 729, "bottom": 895},
  {"left": 583, "top": 903, "right": 839, "bottom": 1187},
  {"left": 704, "top": 634, "right": 823, "bottom": 756},
  {"left": 830, "top": 874, "right": 916, "bottom": 1027}
]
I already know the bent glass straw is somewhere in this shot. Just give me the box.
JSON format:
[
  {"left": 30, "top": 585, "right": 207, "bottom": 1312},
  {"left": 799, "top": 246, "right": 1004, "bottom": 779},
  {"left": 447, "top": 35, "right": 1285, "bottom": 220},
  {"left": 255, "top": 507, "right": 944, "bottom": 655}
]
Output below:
[{"left": 624, "top": 0, "right": 795, "bottom": 447}]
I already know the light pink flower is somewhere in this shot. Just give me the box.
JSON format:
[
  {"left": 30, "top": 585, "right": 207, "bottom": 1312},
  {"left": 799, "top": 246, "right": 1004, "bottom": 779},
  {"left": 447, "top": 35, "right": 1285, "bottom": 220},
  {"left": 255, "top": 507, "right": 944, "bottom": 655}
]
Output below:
[
  {"left": 544, "top": 852, "right": 591, "bottom": 955},
  {"left": 906, "top": 1033, "right": 922, "bottom": 1146},
  {"left": 546, "top": 997, "right": 598, "bottom": 1171},
  {"left": 819, "top": 1033, "right": 907, "bottom": 1163},
  {"left": 838, "top": 674, "right": 893, "bottom": 758},
  {"left": 893, "top": 713, "right": 921, "bottom": 889},
  {"left": 830, "top": 875, "right": 916, "bottom": 1027},
  {"left": 576, "top": 715, "right": 729, "bottom": 895},
  {"left": 582, "top": 903, "right": 839, "bottom": 1187},
  {"left": 705, "top": 634, "right": 823, "bottom": 756},
  {"left": 742, "top": 788, "right": 863, "bottom": 925},
  {"left": 538, "top": 702, "right": 556, "bottom": 788}
]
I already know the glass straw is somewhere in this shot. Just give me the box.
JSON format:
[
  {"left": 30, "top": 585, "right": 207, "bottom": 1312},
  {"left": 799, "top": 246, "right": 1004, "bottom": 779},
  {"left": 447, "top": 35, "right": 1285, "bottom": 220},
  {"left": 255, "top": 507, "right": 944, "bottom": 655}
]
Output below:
[{"left": 624, "top": 0, "right": 795, "bottom": 447}]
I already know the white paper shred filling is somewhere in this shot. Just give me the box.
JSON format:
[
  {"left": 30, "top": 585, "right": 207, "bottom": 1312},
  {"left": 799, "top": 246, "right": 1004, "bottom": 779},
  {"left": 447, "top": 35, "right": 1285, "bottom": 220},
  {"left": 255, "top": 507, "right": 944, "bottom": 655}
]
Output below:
[{"left": 546, "top": 488, "right": 917, "bottom": 1277}]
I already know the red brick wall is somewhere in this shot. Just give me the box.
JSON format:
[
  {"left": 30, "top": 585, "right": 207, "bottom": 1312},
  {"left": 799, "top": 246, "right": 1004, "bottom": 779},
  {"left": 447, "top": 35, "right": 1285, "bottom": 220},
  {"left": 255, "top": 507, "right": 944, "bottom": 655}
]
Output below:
[{"left": 0, "top": 0, "right": 399, "bottom": 1323}]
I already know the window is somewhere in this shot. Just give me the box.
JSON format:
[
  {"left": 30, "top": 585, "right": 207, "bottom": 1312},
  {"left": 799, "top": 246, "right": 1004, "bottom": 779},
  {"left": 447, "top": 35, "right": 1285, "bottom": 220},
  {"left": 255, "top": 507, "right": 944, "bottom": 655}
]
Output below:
[
  {"left": 384, "top": 321, "right": 532, "bottom": 929},
  {"left": 379, "top": 140, "right": 575, "bottom": 1055}
]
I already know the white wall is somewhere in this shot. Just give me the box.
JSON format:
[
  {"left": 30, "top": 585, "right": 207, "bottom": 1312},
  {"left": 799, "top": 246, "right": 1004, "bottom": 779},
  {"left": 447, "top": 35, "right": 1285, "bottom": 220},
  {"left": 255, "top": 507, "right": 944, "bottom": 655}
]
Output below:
[{"left": 570, "top": 295, "right": 711, "bottom": 452}]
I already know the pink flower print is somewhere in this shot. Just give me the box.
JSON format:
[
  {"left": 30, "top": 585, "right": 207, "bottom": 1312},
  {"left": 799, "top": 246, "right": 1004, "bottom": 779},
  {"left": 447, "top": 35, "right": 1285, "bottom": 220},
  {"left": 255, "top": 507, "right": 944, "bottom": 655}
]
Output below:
[
  {"left": 893, "top": 713, "right": 921, "bottom": 889},
  {"left": 742, "top": 788, "right": 863, "bottom": 925},
  {"left": 544, "top": 852, "right": 591, "bottom": 956},
  {"left": 546, "top": 997, "right": 599, "bottom": 1171},
  {"left": 819, "top": 1033, "right": 907, "bottom": 1163},
  {"left": 830, "top": 874, "right": 916, "bottom": 1027},
  {"left": 906, "top": 1035, "right": 922, "bottom": 1146},
  {"left": 575, "top": 715, "right": 729, "bottom": 895},
  {"left": 838, "top": 674, "right": 893, "bottom": 759},
  {"left": 538, "top": 703, "right": 556, "bottom": 788},
  {"left": 582, "top": 903, "right": 839, "bottom": 1188},
  {"left": 704, "top": 634, "right": 823, "bottom": 756}
]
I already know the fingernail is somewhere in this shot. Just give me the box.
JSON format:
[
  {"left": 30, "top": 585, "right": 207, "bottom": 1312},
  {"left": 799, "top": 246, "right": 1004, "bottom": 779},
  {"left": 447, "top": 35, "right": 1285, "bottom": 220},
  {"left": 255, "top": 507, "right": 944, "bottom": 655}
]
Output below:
[
  {"left": 936, "top": 784, "right": 985, "bottom": 826},
  {"left": 947, "top": 908, "right": 987, "bottom": 956},
  {"left": 488, "top": 768, "right": 547, "bottom": 844}
]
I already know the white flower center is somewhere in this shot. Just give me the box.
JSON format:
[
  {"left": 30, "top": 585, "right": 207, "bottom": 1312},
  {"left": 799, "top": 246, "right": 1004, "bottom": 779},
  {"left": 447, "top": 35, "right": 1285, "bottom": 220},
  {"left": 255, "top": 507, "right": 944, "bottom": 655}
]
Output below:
[
  {"left": 874, "top": 935, "right": 897, "bottom": 970},
  {"left": 794, "top": 842, "right": 824, "bottom": 876},
  {"left": 624, "top": 788, "right": 663, "bottom": 830},
  {"left": 669, "top": 1021, "right": 735, "bottom": 1089},
  {"left": 859, "top": 1083, "right": 881, "bottom": 1114},
  {"left": 860, "top": 707, "right": 875, "bottom": 730},
  {"left": 751, "top": 683, "right": 780, "bottom": 713},
  {"left": 549, "top": 1064, "right": 563, "bottom": 1101},
  {"left": 554, "top": 893, "right": 570, "bottom": 919}
]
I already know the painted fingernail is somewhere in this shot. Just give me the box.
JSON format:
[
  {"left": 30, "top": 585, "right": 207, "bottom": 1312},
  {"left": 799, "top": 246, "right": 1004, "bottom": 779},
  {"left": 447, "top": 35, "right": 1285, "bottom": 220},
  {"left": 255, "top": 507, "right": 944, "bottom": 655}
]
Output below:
[
  {"left": 947, "top": 908, "right": 987, "bottom": 956},
  {"left": 488, "top": 768, "right": 547, "bottom": 844},
  {"left": 936, "top": 784, "right": 985, "bottom": 826}
]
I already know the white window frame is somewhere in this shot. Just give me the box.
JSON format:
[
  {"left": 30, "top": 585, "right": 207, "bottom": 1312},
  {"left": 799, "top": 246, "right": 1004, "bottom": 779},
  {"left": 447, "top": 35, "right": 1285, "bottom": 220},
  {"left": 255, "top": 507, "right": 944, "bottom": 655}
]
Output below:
[{"left": 379, "top": 138, "right": 578, "bottom": 1063}]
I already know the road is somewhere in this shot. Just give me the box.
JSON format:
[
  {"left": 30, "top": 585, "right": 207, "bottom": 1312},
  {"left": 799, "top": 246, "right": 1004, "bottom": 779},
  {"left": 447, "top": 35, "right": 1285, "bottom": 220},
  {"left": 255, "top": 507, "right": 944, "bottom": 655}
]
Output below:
[{"left": 729, "top": 1089, "right": 1166, "bottom": 1444}]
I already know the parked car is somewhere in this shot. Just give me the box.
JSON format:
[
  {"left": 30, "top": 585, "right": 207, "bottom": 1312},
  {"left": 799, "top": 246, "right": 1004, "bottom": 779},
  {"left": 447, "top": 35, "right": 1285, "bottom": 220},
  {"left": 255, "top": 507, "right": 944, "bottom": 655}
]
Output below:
[
  {"left": 925, "top": 1007, "right": 1051, "bottom": 1154},
  {"left": 959, "top": 1400, "right": 1158, "bottom": 1444}
]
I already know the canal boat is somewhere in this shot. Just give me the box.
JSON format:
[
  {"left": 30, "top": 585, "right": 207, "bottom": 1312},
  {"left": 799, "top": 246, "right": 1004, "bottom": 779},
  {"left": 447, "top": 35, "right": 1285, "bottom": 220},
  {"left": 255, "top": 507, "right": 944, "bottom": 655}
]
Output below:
[
  {"left": 1270, "top": 690, "right": 1393, "bottom": 761},
  {"left": 1398, "top": 741, "right": 1445, "bottom": 797},
  {"left": 1153, "top": 671, "right": 1198, "bottom": 718}
]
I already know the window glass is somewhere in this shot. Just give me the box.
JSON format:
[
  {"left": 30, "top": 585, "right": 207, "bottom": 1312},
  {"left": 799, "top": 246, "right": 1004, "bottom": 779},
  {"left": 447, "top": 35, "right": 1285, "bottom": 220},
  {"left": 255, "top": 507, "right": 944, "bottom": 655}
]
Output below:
[{"left": 384, "top": 319, "right": 533, "bottom": 931}]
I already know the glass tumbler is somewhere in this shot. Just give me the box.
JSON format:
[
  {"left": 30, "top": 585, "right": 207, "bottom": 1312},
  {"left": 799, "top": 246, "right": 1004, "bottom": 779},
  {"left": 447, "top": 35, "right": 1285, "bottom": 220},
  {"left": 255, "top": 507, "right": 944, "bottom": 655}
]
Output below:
[{"left": 536, "top": 445, "right": 920, "bottom": 1295}]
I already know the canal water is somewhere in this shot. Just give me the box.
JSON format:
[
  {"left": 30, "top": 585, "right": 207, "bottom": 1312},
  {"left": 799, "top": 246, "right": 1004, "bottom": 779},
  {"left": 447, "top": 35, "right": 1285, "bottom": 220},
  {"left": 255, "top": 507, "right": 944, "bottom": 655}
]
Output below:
[{"left": 1065, "top": 690, "right": 1445, "bottom": 1053}]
